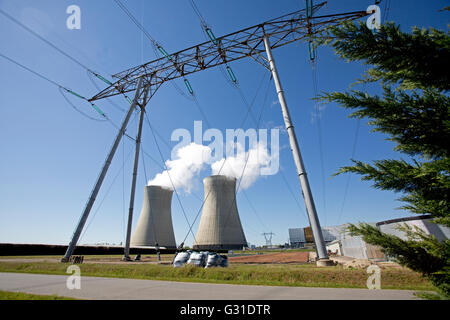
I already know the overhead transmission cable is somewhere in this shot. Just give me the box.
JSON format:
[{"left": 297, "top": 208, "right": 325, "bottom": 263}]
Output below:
[
  {"left": 0, "top": 8, "right": 141, "bottom": 118},
  {"left": 279, "top": 169, "right": 310, "bottom": 222},
  {"left": 337, "top": 119, "right": 361, "bottom": 225},
  {"left": 113, "top": 0, "right": 197, "bottom": 102},
  {"left": 188, "top": 0, "right": 252, "bottom": 122},
  {"left": 220, "top": 74, "right": 272, "bottom": 234},
  {"left": 114, "top": 0, "right": 211, "bottom": 132},
  {"left": 188, "top": 0, "right": 308, "bottom": 236},
  {"left": 2, "top": 6, "right": 190, "bottom": 245},
  {"left": 0, "top": 51, "right": 107, "bottom": 122},
  {"left": 0, "top": 7, "right": 143, "bottom": 128},
  {"left": 180, "top": 72, "right": 271, "bottom": 246},
  {"left": 79, "top": 147, "right": 135, "bottom": 244},
  {"left": 0, "top": 7, "right": 117, "bottom": 92},
  {"left": 0, "top": 9, "right": 93, "bottom": 73},
  {"left": 382, "top": 0, "right": 391, "bottom": 21},
  {"left": 184, "top": 1, "right": 277, "bottom": 240},
  {"left": 144, "top": 111, "right": 197, "bottom": 241},
  {"left": 305, "top": 0, "right": 327, "bottom": 226},
  {"left": 87, "top": 71, "right": 126, "bottom": 113},
  {"left": 311, "top": 56, "right": 327, "bottom": 227},
  {"left": 337, "top": 70, "right": 365, "bottom": 225}
]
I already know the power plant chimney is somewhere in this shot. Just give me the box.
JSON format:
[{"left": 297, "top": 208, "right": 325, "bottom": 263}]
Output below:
[
  {"left": 193, "top": 175, "right": 247, "bottom": 250},
  {"left": 131, "top": 185, "right": 176, "bottom": 248}
]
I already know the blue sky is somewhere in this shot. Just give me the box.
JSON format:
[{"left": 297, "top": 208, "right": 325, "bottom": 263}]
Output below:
[{"left": 0, "top": 0, "right": 448, "bottom": 247}]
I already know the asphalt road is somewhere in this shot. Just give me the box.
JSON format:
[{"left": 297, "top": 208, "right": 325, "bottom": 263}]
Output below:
[{"left": 0, "top": 272, "right": 419, "bottom": 300}]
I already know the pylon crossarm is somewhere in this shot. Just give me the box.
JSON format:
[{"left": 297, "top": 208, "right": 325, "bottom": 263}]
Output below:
[{"left": 89, "top": 3, "right": 367, "bottom": 102}]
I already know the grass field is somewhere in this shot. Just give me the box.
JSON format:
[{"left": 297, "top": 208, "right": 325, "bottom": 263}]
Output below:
[
  {"left": 0, "top": 290, "right": 77, "bottom": 300},
  {"left": 0, "top": 259, "right": 434, "bottom": 291}
]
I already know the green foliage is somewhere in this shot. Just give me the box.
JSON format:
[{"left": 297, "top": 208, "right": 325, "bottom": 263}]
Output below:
[
  {"left": 320, "top": 21, "right": 450, "bottom": 296},
  {"left": 323, "top": 86, "right": 450, "bottom": 159},
  {"left": 338, "top": 158, "right": 450, "bottom": 226},
  {"left": 0, "top": 290, "right": 77, "bottom": 300},
  {"left": 347, "top": 223, "right": 449, "bottom": 295},
  {"left": 318, "top": 22, "right": 450, "bottom": 91}
]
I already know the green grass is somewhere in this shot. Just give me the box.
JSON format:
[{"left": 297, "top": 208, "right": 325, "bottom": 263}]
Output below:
[
  {"left": 0, "top": 290, "right": 77, "bottom": 300},
  {"left": 232, "top": 249, "right": 314, "bottom": 254},
  {"left": 414, "top": 291, "right": 448, "bottom": 300},
  {"left": 0, "top": 260, "right": 434, "bottom": 291},
  {"left": 0, "top": 254, "right": 174, "bottom": 262}
]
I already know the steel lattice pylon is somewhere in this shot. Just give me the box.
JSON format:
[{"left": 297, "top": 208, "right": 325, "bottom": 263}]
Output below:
[{"left": 62, "top": 2, "right": 370, "bottom": 262}]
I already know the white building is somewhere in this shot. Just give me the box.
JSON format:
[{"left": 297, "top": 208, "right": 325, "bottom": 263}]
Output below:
[{"left": 292, "top": 215, "right": 449, "bottom": 260}]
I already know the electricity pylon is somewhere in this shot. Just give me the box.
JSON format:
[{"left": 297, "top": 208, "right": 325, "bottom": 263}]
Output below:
[
  {"left": 62, "top": 2, "right": 369, "bottom": 264},
  {"left": 262, "top": 232, "right": 275, "bottom": 247}
]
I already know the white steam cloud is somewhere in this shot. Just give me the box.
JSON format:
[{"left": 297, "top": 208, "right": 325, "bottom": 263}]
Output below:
[
  {"left": 148, "top": 143, "right": 211, "bottom": 193},
  {"left": 211, "top": 141, "right": 273, "bottom": 190}
]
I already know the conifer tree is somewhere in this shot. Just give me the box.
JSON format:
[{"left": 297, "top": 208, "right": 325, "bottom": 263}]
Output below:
[{"left": 319, "top": 21, "right": 450, "bottom": 296}]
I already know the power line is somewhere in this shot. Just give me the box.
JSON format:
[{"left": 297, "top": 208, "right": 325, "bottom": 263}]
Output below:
[
  {"left": 114, "top": 0, "right": 199, "bottom": 105},
  {"left": 189, "top": 0, "right": 208, "bottom": 27},
  {"left": 59, "top": 87, "right": 107, "bottom": 122},
  {"left": 279, "top": 168, "right": 309, "bottom": 222},
  {"left": 184, "top": 1, "right": 279, "bottom": 240},
  {"left": 0, "top": 7, "right": 133, "bottom": 116},
  {"left": 180, "top": 72, "right": 270, "bottom": 245},
  {"left": 0, "top": 52, "right": 65, "bottom": 89},
  {"left": 79, "top": 147, "right": 135, "bottom": 244},
  {"left": 337, "top": 118, "right": 361, "bottom": 224},
  {"left": 144, "top": 110, "right": 197, "bottom": 242},
  {"left": 337, "top": 64, "right": 366, "bottom": 224},
  {"left": 214, "top": 74, "right": 272, "bottom": 240},
  {"left": 113, "top": 0, "right": 158, "bottom": 47},
  {"left": 87, "top": 71, "right": 126, "bottom": 113},
  {"left": 311, "top": 56, "right": 327, "bottom": 226},
  {"left": 0, "top": 51, "right": 107, "bottom": 122},
  {"left": 382, "top": 0, "right": 391, "bottom": 21},
  {"left": 0, "top": 8, "right": 94, "bottom": 73},
  {"left": 116, "top": 1, "right": 270, "bottom": 242},
  {"left": 241, "top": 190, "right": 268, "bottom": 231}
]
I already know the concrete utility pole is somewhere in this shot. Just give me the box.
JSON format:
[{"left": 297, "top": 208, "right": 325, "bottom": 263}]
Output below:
[
  {"left": 61, "top": 78, "right": 145, "bottom": 262},
  {"left": 263, "top": 35, "right": 333, "bottom": 266},
  {"left": 123, "top": 87, "right": 149, "bottom": 261}
]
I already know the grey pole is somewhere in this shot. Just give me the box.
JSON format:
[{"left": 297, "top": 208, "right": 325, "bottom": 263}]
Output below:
[
  {"left": 123, "top": 88, "right": 148, "bottom": 260},
  {"left": 61, "top": 78, "right": 145, "bottom": 262},
  {"left": 263, "top": 35, "right": 331, "bottom": 264}
]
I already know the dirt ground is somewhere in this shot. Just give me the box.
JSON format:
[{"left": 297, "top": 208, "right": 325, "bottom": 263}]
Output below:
[
  {"left": 228, "top": 251, "right": 310, "bottom": 264},
  {"left": 0, "top": 252, "right": 311, "bottom": 264}
]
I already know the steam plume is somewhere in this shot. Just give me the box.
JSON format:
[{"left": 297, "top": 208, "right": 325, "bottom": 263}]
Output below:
[{"left": 148, "top": 143, "right": 211, "bottom": 193}]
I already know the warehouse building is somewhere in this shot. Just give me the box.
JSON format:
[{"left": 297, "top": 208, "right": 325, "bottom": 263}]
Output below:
[{"left": 290, "top": 215, "right": 449, "bottom": 260}]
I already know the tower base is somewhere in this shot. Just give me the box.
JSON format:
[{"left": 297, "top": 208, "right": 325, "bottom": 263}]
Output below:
[{"left": 316, "top": 259, "right": 335, "bottom": 267}]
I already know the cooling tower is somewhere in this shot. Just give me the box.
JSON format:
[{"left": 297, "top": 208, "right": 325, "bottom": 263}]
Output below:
[
  {"left": 193, "top": 175, "right": 247, "bottom": 250},
  {"left": 131, "top": 186, "right": 176, "bottom": 248}
]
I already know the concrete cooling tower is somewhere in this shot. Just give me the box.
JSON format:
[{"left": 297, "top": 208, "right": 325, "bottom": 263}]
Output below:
[
  {"left": 131, "top": 186, "right": 176, "bottom": 249},
  {"left": 193, "top": 175, "right": 247, "bottom": 250}
]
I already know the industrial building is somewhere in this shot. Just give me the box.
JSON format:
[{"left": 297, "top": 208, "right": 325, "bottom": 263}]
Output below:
[
  {"left": 193, "top": 175, "right": 247, "bottom": 250},
  {"left": 290, "top": 215, "right": 450, "bottom": 260},
  {"left": 289, "top": 225, "right": 347, "bottom": 247},
  {"left": 377, "top": 215, "right": 450, "bottom": 241},
  {"left": 130, "top": 185, "right": 177, "bottom": 249}
]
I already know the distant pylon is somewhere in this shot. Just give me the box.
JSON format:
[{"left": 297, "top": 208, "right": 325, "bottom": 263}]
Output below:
[{"left": 262, "top": 232, "right": 275, "bottom": 247}]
